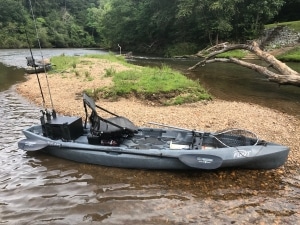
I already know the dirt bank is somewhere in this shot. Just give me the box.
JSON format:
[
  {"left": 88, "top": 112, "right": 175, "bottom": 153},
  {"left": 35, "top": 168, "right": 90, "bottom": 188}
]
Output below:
[{"left": 16, "top": 58, "right": 300, "bottom": 169}]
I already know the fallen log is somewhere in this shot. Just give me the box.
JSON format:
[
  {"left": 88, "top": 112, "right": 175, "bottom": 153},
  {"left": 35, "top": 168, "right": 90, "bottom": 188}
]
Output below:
[{"left": 188, "top": 41, "right": 300, "bottom": 87}]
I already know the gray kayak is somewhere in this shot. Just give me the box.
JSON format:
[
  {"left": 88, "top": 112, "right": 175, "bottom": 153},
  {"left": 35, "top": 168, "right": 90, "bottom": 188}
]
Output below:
[
  {"left": 18, "top": 93, "right": 290, "bottom": 170},
  {"left": 25, "top": 64, "right": 52, "bottom": 74}
]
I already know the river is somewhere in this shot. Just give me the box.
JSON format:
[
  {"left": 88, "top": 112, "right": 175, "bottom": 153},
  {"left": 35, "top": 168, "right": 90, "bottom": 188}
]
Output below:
[
  {"left": 0, "top": 49, "right": 299, "bottom": 224},
  {"left": 130, "top": 56, "right": 300, "bottom": 119}
]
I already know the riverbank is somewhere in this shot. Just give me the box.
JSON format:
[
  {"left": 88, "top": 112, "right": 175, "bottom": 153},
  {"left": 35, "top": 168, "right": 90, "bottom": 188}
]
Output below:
[{"left": 16, "top": 58, "right": 300, "bottom": 170}]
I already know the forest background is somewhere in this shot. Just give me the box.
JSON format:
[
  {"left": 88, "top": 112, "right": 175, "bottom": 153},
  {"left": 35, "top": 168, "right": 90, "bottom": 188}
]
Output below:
[{"left": 0, "top": 0, "right": 299, "bottom": 56}]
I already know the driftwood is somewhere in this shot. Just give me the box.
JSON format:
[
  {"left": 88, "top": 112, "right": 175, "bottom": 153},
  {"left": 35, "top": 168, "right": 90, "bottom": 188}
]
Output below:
[{"left": 188, "top": 41, "right": 300, "bottom": 87}]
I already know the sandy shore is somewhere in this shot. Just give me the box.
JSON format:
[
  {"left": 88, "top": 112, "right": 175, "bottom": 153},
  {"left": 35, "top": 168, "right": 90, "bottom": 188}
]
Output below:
[{"left": 16, "top": 58, "right": 300, "bottom": 168}]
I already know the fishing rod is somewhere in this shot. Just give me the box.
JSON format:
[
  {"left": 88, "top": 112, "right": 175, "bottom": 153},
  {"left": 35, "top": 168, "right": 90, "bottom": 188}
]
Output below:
[
  {"left": 27, "top": 0, "right": 55, "bottom": 117},
  {"left": 25, "top": 29, "right": 46, "bottom": 107}
]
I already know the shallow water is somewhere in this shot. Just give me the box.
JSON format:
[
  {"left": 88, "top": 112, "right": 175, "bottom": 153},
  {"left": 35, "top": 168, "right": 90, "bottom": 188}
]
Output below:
[
  {"left": 0, "top": 63, "right": 25, "bottom": 92},
  {"left": 0, "top": 48, "right": 106, "bottom": 68},
  {"left": 0, "top": 49, "right": 299, "bottom": 224},
  {"left": 0, "top": 89, "right": 299, "bottom": 224}
]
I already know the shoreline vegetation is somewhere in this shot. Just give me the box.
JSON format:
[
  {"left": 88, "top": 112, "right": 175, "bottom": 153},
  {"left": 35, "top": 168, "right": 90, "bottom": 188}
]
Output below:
[
  {"left": 16, "top": 54, "right": 300, "bottom": 172},
  {"left": 50, "top": 53, "right": 211, "bottom": 105}
]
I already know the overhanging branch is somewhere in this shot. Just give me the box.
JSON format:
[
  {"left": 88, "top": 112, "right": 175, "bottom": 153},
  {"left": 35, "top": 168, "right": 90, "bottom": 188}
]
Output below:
[{"left": 188, "top": 41, "right": 300, "bottom": 87}]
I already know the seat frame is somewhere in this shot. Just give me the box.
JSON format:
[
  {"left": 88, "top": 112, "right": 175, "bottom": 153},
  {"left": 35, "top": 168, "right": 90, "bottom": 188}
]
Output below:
[
  {"left": 83, "top": 93, "right": 137, "bottom": 140},
  {"left": 26, "top": 56, "right": 39, "bottom": 67}
]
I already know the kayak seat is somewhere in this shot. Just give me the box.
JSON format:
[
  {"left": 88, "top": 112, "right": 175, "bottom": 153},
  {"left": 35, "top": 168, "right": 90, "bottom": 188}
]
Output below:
[
  {"left": 26, "top": 56, "right": 38, "bottom": 67},
  {"left": 83, "top": 93, "right": 138, "bottom": 140}
]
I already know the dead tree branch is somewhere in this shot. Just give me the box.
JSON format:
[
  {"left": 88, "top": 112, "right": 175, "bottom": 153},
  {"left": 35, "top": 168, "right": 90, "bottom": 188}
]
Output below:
[{"left": 188, "top": 41, "right": 300, "bottom": 87}]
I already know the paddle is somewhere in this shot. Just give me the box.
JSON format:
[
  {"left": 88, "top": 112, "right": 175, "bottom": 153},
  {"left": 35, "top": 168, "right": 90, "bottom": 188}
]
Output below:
[
  {"left": 18, "top": 139, "right": 50, "bottom": 151},
  {"left": 18, "top": 138, "right": 223, "bottom": 169}
]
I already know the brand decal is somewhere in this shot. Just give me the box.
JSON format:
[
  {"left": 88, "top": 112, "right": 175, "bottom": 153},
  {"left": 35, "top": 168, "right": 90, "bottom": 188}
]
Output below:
[
  {"left": 233, "top": 150, "right": 251, "bottom": 158},
  {"left": 196, "top": 157, "right": 213, "bottom": 164},
  {"left": 47, "top": 141, "right": 61, "bottom": 147},
  {"left": 24, "top": 141, "right": 37, "bottom": 146}
]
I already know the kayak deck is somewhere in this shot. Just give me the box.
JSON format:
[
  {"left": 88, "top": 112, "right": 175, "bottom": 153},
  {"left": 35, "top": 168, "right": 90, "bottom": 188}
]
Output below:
[{"left": 28, "top": 124, "right": 260, "bottom": 151}]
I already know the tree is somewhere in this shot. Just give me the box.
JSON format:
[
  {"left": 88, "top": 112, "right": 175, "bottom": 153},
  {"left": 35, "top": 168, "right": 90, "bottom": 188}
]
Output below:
[
  {"left": 272, "top": 0, "right": 300, "bottom": 22},
  {"left": 188, "top": 41, "right": 300, "bottom": 87},
  {"left": 176, "top": 0, "right": 239, "bottom": 45},
  {"left": 99, "top": 0, "right": 177, "bottom": 52},
  {"left": 232, "top": 0, "right": 285, "bottom": 40},
  {"left": 0, "top": 0, "right": 26, "bottom": 24},
  {"left": 0, "top": 0, "right": 290, "bottom": 51}
]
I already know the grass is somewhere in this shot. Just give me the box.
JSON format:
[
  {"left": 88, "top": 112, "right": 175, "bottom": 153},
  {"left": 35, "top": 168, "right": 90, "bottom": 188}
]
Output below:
[
  {"left": 85, "top": 61, "right": 211, "bottom": 105},
  {"left": 50, "top": 54, "right": 80, "bottom": 72},
  {"left": 216, "top": 50, "right": 248, "bottom": 59},
  {"left": 51, "top": 53, "right": 211, "bottom": 105},
  {"left": 85, "top": 52, "right": 128, "bottom": 65},
  {"left": 276, "top": 46, "right": 300, "bottom": 62},
  {"left": 265, "top": 20, "right": 300, "bottom": 32},
  {"left": 104, "top": 67, "right": 116, "bottom": 77},
  {"left": 264, "top": 20, "right": 300, "bottom": 62},
  {"left": 51, "top": 52, "right": 128, "bottom": 72},
  {"left": 85, "top": 71, "right": 93, "bottom": 81}
]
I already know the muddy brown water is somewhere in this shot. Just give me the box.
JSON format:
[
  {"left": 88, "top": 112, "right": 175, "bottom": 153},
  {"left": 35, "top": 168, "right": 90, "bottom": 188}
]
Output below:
[{"left": 0, "top": 49, "right": 300, "bottom": 224}]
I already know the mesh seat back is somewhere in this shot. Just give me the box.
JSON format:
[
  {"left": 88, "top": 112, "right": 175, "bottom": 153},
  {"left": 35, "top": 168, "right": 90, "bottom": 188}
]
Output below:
[
  {"left": 83, "top": 93, "right": 137, "bottom": 138},
  {"left": 26, "top": 56, "right": 37, "bottom": 67}
]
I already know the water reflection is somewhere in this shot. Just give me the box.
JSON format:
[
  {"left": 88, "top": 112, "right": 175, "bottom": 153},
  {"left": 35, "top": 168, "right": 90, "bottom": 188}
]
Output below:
[
  {"left": 189, "top": 62, "right": 300, "bottom": 118},
  {"left": 0, "top": 63, "right": 25, "bottom": 92},
  {"left": 2, "top": 147, "right": 299, "bottom": 224}
]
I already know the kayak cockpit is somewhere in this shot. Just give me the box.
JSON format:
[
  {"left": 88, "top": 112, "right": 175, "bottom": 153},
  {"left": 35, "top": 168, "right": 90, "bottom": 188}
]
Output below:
[
  {"left": 83, "top": 93, "right": 138, "bottom": 145},
  {"left": 35, "top": 93, "right": 261, "bottom": 151}
]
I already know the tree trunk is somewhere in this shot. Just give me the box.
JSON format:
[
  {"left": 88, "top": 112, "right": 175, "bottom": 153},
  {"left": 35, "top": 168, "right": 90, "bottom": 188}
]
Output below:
[{"left": 188, "top": 41, "right": 300, "bottom": 87}]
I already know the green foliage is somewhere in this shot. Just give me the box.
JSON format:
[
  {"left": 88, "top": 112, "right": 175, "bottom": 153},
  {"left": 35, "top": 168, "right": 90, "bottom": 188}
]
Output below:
[
  {"left": 216, "top": 50, "right": 248, "bottom": 59},
  {"left": 276, "top": 47, "right": 300, "bottom": 62},
  {"left": 271, "top": 0, "right": 300, "bottom": 22},
  {"left": 92, "top": 64, "right": 211, "bottom": 105},
  {"left": 0, "top": 0, "right": 98, "bottom": 48},
  {"left": 0, "top": 0, "right": 26, "bottom": 24},
  {"left": 72, "top": 62, "right": 77, "bottom": 69},
  {"left": 104, "top": 67, "right": 116, "bottom": 77},
  {"left": 165, "top": 42, "right": 198, "bottom": 57},
  {"left": 98, "top": 0, "right": 178, "bottom": 52},
  {"left": 0, "top": 0, "right": 293, "bottom": 54},
  {"left": 85, "top": 71, "right": 93, "bottom": 81},
  {"left": 86, "top": 52, "right": 127, "bottom": 64},
  {"left": 265, "top": 21, "right": 300, "bottom": 32},
  {"left": 50, "top": 55, "right": 80, "bottom": 72}
]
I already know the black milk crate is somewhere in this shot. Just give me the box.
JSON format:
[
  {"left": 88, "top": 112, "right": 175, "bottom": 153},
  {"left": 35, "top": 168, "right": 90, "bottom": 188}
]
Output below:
[{"left": 42, "top": 116, "right": 83, "bottom": 141}]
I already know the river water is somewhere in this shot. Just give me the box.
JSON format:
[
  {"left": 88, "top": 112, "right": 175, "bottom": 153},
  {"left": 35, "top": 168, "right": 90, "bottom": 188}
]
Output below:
[
  {"left": 0, "top": 49, "right": 299, "bottom": 224},
  {"left": 131, "top": 56, "right": 300, "bottom": 119}
]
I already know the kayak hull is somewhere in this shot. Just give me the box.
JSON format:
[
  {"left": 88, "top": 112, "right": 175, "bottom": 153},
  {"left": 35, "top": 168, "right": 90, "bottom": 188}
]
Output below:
[{"left": 20, "top": 125, "right": 290, "bottom": 170}]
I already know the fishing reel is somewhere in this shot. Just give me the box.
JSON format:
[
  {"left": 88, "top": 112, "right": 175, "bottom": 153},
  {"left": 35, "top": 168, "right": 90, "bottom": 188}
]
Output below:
[{"left": 40, "top": 109, "right": 57, "bottom": 123}]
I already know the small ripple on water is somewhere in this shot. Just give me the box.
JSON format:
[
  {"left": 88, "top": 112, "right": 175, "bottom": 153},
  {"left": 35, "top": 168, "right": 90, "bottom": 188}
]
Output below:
[{"left": 0, "top": 88, "right": 299, "bottom": 224}]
